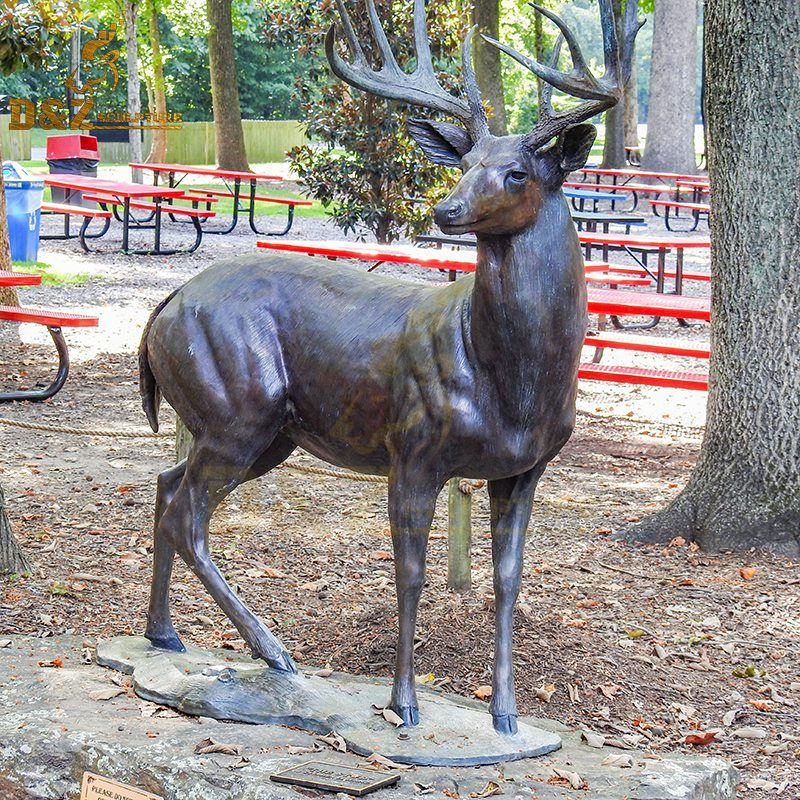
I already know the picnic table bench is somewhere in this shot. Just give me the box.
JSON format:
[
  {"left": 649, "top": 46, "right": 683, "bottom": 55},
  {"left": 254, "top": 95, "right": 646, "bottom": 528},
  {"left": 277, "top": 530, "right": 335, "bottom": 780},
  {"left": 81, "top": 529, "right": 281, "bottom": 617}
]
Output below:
[
  {"left": 648, "top": 199, "right": 711, "bottom": 232},
  {"left": 0, "top": 270, "right": 99, "bottom": 401},
  {"left": 255, "top": 239, "right": 710, "bottom": 390},
  {"left": 43, "top": 175, "right": 198, "bottom": 255},
  {"left": 130, "top": 162, "right": 312, "bottom": 236},
  {"left": 40, "top": 201, "right": 112, "bottom": 250}
]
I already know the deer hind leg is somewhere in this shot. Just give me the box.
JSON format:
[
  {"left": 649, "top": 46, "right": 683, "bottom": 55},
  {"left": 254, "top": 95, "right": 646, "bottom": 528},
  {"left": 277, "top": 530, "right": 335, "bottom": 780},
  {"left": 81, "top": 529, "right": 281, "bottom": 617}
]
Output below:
[
  {"left": 156, "top": 432, "right": 297, "bottom": 673},
  {"left": 488, "top": 465, "right": 544, "bottom": 735},
  {"left": 145, "top": 460, "right": 188, "bottom": 651},
  {"left": 388, "top": 471, "right": 439, "bottom": 726}
]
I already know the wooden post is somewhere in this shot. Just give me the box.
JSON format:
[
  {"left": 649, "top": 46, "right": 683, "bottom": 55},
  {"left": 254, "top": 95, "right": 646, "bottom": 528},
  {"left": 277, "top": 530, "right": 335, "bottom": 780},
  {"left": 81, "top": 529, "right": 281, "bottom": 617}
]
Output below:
[
  {"left": 447, "top": 478, "right": 472, "bottom": 591},
  {"left": 175, "top": 417, "right": 192, "bottom": 462}
]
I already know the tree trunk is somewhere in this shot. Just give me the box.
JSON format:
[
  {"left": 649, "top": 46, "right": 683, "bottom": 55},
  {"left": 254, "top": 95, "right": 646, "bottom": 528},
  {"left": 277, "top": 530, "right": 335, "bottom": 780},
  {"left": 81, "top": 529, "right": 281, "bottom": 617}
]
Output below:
[
  {"left": 534, "top": 9, "right": 544, "bottom": 121},
  {"left": 0, "top": 483, "right": 30, "bottom": 575},
  {"left": 601, "top": 106, "right": 625, "bottom": 168},
  {"left": 601, "top": 0, "right": 627, "bottom": 168},
  {"left": 206, "top": 0, "right": 249, "bottom": 171},
  {"left": 471, "top": 0, "right": 507, "bottom": 135},
  {"left": 145, "top": 0, "right": 168, "bottom": 164},
  {"left": 624, "top": 54, "right": 640, "bottom": 150},
  {"left": 642, "top": 0, "right": 698, "bottom": 174},
  {"left": 627, "top": 0, "right": 800, "bottom": 555},
  {"left": 124, "top": 0, "right": 143, "bottom": 183}
]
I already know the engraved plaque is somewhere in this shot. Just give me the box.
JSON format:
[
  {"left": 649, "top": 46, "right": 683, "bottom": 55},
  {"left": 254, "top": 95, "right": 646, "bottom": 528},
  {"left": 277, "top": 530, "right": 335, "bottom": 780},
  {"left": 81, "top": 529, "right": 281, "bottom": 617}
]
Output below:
[
  {"left": 80, "top": 772, "right": 164, "bottom": 800},
  {"left": 270, "top": 761, "right": 401, "bottom": 796}
]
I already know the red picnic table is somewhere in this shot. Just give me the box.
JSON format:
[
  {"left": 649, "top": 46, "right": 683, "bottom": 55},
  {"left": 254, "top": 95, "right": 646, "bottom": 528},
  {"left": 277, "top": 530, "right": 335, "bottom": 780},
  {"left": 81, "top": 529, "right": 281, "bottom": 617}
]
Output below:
[
  {"left": 0, "top": 269, "right": 99, "bottom": 401},
  {"left": 580, "top": 167, "right": 704, "bottom": 186},
  {"left": 130, "top": 162, "right": 312, "bottom": 237},
  {"left": 43, "top": 175, "right": 199, "bottom": 255},
  {"left": 254, "top": 239, "right": 655, "bottom": 287},
  {"left": 255, "top": 239, "right": 710, "bottom": 322},
  {"left": 255, "top": 240, "right": 710, "bottom": 390}
]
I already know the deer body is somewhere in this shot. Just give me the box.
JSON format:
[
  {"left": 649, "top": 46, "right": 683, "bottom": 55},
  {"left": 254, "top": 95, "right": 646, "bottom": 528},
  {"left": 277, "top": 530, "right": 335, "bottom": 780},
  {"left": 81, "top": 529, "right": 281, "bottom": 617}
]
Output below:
[{"left": 140, "top": 0, "right": 639, "bottom": 735}]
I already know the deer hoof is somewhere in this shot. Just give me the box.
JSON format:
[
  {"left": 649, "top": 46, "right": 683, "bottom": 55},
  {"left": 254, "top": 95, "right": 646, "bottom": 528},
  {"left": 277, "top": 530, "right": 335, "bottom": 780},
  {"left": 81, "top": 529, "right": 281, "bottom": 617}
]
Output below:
[
  {"left": 492, "top": 713, "right": 518, "bottom": 735},
  {"left": 258, "top": 649, "right": 298, "bottom": 675},
  {"left": 145, "top": 631, "right": 186, "bottom": 653},
  {"left": 392, "top": 705, "right": 419, "bottom": 727}
]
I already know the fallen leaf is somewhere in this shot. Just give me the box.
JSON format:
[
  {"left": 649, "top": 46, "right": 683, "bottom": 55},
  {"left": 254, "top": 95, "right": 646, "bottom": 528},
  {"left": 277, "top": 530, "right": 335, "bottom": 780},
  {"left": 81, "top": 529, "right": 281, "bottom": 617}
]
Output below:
[
  {"left": 0, "top": 640, "right": 11, "bottom": 648},
  {"left": 37, "top": 658, "right": 63, "bottom": 668},
  {"left": 534, "top": 683, "right": 556, "bottom": 702},
  {"left": 317, "top": 731, "right": 347, "bottom": 752},
  {"left": 369, "top": 550, "right": 393, "bottom": 561},
  {"left": 365, "top": 753, "right": 414, "bottom": 771},
  {"left": 88, "top": 686, "right": 125, "bottom": 702},
  {"left": 598, "top": 683, "right": 623, "bottom": 700},
  {"left": 473, "top": 685, "right": 492, "bottom": 701},
  {"left": 228, "top": 757, "right": 250, "bottom": 770},
  {"left": 722, "top": 709, "right": 737, "bottom": 727},
  {"left": 550, "top": 768, "right": 586, "bottom": 790},
  {"left": 739, "top": 567, "right": 757, "bottom": 580},
  {"left": 381, "top": 708, "right": 405, "bottom": 727},
  {"left": 468, "top": 781, "right": 503, "bottom": 798},
  {"left": 669, "top": 537, "right": 686, "bottom": 547},
  {"left": 749, "top": 699, "right": 772, "bottom": 712},
  {"left": 601, "top": 754, "right": 634, "bottom": 768},
  {"left": 581, "top": 730, "right": 606, "bottom": 749},
  {"left": 684, "top": 730, "right": 717, "bottom": 746},
  {"left": 413, "top": 783, "right": 435, "bottom": 795},
  {"left": 194, "top": 737, "right": 242, "bottom": 756}
]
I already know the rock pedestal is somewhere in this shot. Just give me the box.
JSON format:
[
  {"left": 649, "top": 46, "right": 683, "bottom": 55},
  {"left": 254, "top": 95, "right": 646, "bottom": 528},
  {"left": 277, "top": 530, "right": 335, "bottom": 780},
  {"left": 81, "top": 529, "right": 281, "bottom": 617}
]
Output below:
[{"left": 0, "top": 636, "right": 739, "bottom": 800}]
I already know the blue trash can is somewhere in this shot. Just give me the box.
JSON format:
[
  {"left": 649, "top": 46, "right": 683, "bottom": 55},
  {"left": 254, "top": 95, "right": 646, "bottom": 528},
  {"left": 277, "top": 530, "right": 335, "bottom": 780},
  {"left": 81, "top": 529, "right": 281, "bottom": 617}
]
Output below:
[{"left": 3, "top": 161, "right": 44, "bottom": 262}]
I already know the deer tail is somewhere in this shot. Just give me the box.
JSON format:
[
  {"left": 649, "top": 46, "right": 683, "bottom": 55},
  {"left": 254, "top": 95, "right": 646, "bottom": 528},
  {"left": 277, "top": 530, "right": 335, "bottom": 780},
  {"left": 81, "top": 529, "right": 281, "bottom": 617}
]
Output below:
[{"left": 139, "top": 288, "right": 180, "bottom": 432}]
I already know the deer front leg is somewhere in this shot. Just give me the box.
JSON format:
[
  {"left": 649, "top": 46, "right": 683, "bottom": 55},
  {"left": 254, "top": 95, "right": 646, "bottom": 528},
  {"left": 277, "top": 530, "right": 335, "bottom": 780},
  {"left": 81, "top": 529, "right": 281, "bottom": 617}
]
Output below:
[
  {"left": 488, "top": 466, "right": 545, "bottom": 735},
  {"left": 388, "top": 472, "right": 439, "bottom": 726}
]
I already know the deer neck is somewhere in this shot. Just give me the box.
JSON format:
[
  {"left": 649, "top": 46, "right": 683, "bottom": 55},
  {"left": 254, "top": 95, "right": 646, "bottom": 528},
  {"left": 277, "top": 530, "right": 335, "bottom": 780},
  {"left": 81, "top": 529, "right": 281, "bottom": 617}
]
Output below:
[{"left": 468, "top": 194, "right": 587, "bottom": 379}]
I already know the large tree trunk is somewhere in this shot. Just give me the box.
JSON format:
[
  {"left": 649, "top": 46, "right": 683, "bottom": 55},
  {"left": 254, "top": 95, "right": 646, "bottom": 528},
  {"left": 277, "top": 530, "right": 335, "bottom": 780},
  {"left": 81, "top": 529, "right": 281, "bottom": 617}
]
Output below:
[
  {"left": 145, "top": 0, "right": 168, "bottom": 164},
  {"left": 0, "top": 137, "right": 20, "bottom": 346},
  {"left": 627, "top": 0, "right": 800, "bottom": 555},
  {"left": 471, "top": 0, "right": 507, "bottom": 135},
  {"left": 0, "top": 483, "right": 29, "bottom": 575},
  {"left": 642, "top": 0, "right": 698, "bottom": 174},
  {"left": 624, "top": 55, "right": 640, "bottom": 152},
  {"left": 602, "top": 0, "right": 627, "bottom": 168},
  {"left": 206, "top": 0, "right": 249, "bottom": 171},
  {"left": 124, "top": 0, "right": 143, "bottom": 183}
]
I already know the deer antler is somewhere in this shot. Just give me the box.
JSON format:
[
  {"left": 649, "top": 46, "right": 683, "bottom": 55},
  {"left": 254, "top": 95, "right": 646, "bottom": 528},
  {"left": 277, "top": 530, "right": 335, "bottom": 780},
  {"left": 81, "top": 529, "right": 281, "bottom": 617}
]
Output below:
[
  {"left": 482, "top": 0, "right": 643, "bottom": 149},
  {"left": 326, "top": 0, "right": 491, "bottom": 140}
]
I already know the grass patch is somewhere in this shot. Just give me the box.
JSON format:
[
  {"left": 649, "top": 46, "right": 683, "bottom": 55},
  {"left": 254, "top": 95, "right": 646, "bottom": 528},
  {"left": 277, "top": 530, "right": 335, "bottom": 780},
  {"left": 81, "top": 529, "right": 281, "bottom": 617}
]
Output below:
[{"left": 13, "top": 260, "right": 94, "bottom": 287}]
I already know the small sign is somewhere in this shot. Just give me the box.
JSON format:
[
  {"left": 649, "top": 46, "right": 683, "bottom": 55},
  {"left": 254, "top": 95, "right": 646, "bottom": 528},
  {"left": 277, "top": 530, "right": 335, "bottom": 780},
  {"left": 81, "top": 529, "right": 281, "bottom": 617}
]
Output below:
[
  {"left": 80, "top": 772, "right": 164, "bottom": 800},
  {"left": 270, "top": 761, "right": 400, "bottom": 796}
]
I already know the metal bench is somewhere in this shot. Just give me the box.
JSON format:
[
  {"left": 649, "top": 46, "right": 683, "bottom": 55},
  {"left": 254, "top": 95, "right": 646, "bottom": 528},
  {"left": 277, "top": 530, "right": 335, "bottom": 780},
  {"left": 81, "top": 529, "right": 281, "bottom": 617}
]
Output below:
[
  {"left": 0, "top": 304, "right": 98, "bottom": 402},
  {"left": 40, "top": 201, "right": 112, "bottom": 251},
  {"left": 648, "top": 199, "right": 711, "bottom": 232}
]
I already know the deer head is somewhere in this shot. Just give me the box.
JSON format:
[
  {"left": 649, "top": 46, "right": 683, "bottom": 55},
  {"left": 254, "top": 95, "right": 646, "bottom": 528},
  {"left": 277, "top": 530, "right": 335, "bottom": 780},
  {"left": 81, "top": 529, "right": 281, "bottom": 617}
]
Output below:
[{"left": 326, "top": 0, "right": 642, "bottom": 236}]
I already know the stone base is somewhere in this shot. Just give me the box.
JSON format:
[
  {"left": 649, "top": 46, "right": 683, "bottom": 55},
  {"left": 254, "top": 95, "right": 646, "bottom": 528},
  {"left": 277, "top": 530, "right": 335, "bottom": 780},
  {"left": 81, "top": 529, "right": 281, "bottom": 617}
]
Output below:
[
  {"left": 0, "top": 636, "right": 739, "bottom": 800},
  {"left": 96, "top": 635, "right": 561, "bottom": 767}
]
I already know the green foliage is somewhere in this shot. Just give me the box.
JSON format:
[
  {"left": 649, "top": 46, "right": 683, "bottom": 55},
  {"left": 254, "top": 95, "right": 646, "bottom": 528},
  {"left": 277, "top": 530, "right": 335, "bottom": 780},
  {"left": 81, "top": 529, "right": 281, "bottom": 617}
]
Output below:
[
  {"left": 264, "top": 0, "right": 466, "bottom": 243},
  {"left": 0, "top": 0, "right": 80, "bottom": 75}
]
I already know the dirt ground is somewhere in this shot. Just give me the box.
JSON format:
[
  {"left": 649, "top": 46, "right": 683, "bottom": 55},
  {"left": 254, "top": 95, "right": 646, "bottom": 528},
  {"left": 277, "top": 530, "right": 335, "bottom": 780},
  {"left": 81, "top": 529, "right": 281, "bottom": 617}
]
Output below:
[{"left": 1, "top": 189, "right": 798, "bottom": 797}]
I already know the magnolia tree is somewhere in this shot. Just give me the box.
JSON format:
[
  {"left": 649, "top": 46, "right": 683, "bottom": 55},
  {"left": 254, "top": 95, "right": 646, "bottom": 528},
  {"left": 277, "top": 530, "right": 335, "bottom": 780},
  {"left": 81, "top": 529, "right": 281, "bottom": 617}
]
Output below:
[
  {"left": 0, "top": 0, "right": 79, "bottom": 575},
  {"left": 264, "top": 0, "right": 467, "bottom": 243}
]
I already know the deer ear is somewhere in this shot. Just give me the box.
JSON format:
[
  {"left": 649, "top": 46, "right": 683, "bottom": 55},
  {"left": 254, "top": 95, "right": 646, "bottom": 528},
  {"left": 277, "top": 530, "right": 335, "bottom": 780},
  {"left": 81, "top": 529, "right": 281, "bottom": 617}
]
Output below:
[
  {"left": 407, "top": 118, "right": 473, "bottom": 167},
  {"left": 558, "top": 123, "right": 597, "bottom": 173}
]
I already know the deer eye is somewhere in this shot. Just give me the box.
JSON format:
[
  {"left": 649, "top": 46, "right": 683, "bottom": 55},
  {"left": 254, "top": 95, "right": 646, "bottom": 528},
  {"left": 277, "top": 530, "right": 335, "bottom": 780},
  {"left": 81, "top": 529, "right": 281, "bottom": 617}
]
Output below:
[{"left": 506, "top": 170, "right": 528, "bottom": 185}]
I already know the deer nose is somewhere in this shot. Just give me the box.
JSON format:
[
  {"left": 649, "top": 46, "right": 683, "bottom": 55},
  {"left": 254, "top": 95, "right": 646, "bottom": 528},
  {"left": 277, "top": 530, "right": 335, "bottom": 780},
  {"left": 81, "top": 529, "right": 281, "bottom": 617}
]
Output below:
[{"left": 433, "top": 200, "right": 465, "bottom": 226}]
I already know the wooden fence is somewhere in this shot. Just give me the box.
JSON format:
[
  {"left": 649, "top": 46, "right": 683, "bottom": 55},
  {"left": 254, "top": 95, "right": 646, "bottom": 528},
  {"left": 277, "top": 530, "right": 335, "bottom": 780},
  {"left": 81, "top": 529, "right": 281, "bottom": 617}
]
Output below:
[{"left": 0, "top": 117, "right": 32, "bottom": 162}]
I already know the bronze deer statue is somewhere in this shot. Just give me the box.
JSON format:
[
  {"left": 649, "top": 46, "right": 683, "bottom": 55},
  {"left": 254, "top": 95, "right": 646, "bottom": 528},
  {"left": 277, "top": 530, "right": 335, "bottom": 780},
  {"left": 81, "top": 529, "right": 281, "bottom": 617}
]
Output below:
[{"left": 139, "top": 0, "right": 640, "bottom": 735}]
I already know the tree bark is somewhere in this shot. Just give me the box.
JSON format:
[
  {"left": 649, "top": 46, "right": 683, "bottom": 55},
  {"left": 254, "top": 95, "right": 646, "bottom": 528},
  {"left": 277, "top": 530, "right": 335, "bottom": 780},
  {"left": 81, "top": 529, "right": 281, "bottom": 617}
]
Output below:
[
  {"left": 627, "top": 0, "right": 800, "bottom": 555},
  {"left": 471, "top": 0, "right": 507, "bottom": 135},
  {"left": 206, "top": 0, "right": 249, "bottom": 171},
  {"left": 624, "top": 54, "right": 639, "bottom": 151},
  {"left": 0, "top": 483, "right": 30, "bottom": 575},
  {"left": 642, "top": 0, "right": 698, "bottom": 174},
  {"left": 124, "top": 0, "right": 143, "bottom": 183},
  {"left": 601, "top": 0, "right": 627, "bottom": 168},
  {"left": 145, "top": 0, "right": 167, "bottom": 164},
  {"left": 0, "top": 137, "right": 21, "bottom": 345}
]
